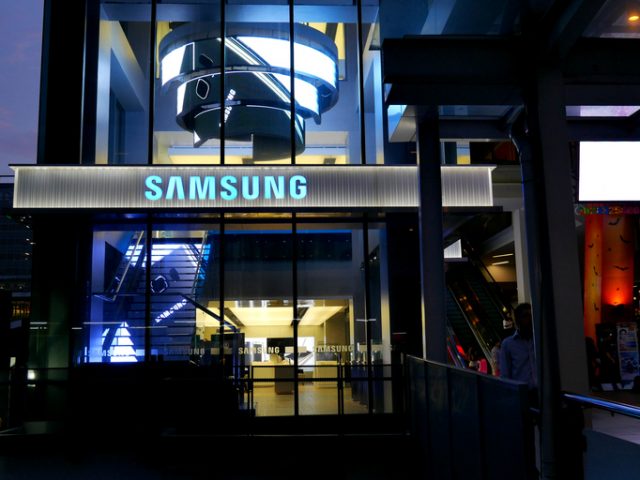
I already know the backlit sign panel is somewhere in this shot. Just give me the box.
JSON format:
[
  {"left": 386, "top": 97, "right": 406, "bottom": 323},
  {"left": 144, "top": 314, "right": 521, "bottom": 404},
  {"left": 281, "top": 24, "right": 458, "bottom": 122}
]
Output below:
[{"left": 12, "top": 165, "right": 495, "bottom": 210}]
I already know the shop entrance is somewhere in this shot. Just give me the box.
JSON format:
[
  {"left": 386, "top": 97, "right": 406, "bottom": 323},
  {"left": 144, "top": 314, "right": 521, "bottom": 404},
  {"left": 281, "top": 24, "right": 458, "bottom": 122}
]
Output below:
[{"left": 78, "top": 215, "right": 394, "bottom": 416}]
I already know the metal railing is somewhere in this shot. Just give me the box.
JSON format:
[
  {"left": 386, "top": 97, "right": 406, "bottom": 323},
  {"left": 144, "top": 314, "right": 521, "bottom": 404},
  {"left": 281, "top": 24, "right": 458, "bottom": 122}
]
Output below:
[
  {"left": 246, "top": 363, "right": 397, "bottom": 416},
  {"left": 563, "top": 392, "right": 640, "bottom": 419},
  {"left": 405, "top": 355, "right": 536, "bottom": 480}
]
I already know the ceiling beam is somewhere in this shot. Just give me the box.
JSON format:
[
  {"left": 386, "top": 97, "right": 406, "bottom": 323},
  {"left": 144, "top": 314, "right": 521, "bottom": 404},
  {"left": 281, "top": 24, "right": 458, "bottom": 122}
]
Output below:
[
  {"left": 383, "top": 36, "right": 640, "bottom": 106},
  {"left": 392, "top": 118, "right": 640, "bottom": 142},
  {"left": 539, "top": 0, "right": 608, "bottom": 60}
]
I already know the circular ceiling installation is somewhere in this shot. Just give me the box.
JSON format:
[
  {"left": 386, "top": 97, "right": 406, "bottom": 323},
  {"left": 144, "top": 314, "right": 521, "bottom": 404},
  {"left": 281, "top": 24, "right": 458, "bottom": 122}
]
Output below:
[{"left": 160, "top": 23, "right": 339, "bottom": 161}]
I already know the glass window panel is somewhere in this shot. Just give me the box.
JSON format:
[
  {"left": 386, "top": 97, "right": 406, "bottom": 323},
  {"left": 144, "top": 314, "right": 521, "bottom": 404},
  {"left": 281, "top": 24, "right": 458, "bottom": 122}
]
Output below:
[
  {"left": 150, "top": 227, "right": 219, "bottom": 363},
  {"left": 225, "top": 222, "right": 294, "bottom": 416},
  {"left": 89, "top": 1, "right": 151, "bottom": 164},
  {"left": 80, "top": 227, "right": 147, "bottom": 364},
  {"left": 225, "top": 2, "right": 292, "bottom": 165},
  {"left": 297, "top": 222, "right": 366, "bottom": 414},
  {"left": 155, "top": 1, "right": 222, "bottom": 165},
  {"left": 294, "top": 1, "right": 361, "bottom": 165},
  {"left": 294, "top": 2, "right": 361, "bottom": 164}
]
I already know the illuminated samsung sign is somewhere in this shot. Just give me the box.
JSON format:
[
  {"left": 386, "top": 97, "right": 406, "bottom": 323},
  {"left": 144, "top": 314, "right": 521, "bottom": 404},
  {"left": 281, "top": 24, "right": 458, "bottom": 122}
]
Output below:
[
  {"left": 11, "top": 165, "right": 495, "bottom": 210},
  {"left": 144, "top": 174, "right": 308, "bottom": 202}
]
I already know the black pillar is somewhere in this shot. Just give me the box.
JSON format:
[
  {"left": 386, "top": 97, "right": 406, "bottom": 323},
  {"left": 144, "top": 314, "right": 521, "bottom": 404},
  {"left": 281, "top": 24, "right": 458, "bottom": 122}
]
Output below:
[
  {"left": 387, "top": 213, "right": 422, "bottom": 358},
  {"left": 26, "top": 0, "right": 91, "bottom": 422},
  {"left": 517, "top": 65, "right": 589, "bottom": 479},
  {"left": 416, "top": 109, "right": 447, "bottom": 362}
]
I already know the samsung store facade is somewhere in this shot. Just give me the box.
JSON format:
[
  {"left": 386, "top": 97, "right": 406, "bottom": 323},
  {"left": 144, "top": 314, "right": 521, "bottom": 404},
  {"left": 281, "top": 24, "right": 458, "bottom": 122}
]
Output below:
[{"left": 14, "top": 0, "right": 499, "bottom": 424}]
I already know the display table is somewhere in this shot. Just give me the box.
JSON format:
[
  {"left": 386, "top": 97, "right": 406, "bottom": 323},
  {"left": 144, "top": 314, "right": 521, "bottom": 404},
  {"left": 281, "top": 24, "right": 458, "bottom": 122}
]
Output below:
[{"left": 274, "top": 365, "right": 295, "bottom": 394}]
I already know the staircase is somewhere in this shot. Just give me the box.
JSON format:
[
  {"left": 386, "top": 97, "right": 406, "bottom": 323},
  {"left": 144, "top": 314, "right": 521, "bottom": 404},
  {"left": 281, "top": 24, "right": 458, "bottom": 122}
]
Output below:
[{"left": 100, "top": 235, "right": 212, "bottom": 362}]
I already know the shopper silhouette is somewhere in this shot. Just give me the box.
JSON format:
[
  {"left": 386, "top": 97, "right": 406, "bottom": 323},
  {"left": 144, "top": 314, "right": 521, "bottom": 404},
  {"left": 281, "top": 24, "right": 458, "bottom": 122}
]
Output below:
[{"left": 500, "top": 303, "right": 537, "bottom": 392}]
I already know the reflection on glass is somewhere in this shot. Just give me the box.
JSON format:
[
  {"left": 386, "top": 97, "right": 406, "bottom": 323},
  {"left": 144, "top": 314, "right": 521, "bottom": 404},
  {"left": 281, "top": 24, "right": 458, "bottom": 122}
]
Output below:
[
  {"left": 297, "top": 225, "right": 367, "bottom": 415},
  {"left": 82, "top": 228, "right": 147, "bottom": 364},
  {"left": 225, "top": 225, "right": 294, "bottom": 416},
  {"left": 150, "top": 229, "right": 219, "bottom": 362},
  {"left": 294, "top": 3, "right": 360, "bottom": 165},
  {"left": 155, "top": 1, "right": 222, "bottom": 165},
  {"left": 93, "top": 2, "right": 151, "bottom": 164}
]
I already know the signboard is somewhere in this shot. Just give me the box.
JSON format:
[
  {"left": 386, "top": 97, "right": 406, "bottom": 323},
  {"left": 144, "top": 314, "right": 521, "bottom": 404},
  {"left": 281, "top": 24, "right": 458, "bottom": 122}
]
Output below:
[
  {"left": 12, "top": 165, "right": 495, "bottom": 210},
  {"left": 617, "top": 322, "right": 640, "bottom": 382},
  {"left": 579, "top": 142, "right": 640, "bottom": 201}
]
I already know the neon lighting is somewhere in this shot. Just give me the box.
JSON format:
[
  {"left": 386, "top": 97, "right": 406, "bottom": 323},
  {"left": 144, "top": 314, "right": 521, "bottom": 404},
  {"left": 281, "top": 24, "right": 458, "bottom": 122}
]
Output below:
[
  {"left": 166, "top": 176, "right": 186, "bottom": 200},
  {"left": 145, "top": 175, "right": 163, "bottom": 201},
  {"left": 144, "top": 175, "right": 308, "bottom": 202},
  {"left": 220, "top": 176, "right": 238, "bottom": 200},
  {"left": 189, "top": 176, "right": 216, "bottom": 200}
]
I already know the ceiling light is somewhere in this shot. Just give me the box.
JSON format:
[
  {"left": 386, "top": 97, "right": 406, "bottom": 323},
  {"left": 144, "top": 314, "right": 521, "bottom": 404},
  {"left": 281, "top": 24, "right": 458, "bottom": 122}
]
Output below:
[
  {"left": 629, "top": 14, "right": 640, "bottom": 22},
  {"left": 492, "top": 253, "right": 514, "bottom": 258},
  {"left": 491, "top": 260, "right": 510, "bottom": 266}
]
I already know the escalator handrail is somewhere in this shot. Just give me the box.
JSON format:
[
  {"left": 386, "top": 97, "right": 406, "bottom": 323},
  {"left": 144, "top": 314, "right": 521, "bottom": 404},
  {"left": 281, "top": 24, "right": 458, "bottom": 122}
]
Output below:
[
  {"left": 446, "top": 322, "right": 467, "bottom": 368},
  {"left": 462, "top": 241, "right": 513, "bottom": 328},
  {"left": 190, "top": 231, "right": 209, "bottom": 297},
  {"left": 448, "top": 288, "right": 497, "bottom": 373}
]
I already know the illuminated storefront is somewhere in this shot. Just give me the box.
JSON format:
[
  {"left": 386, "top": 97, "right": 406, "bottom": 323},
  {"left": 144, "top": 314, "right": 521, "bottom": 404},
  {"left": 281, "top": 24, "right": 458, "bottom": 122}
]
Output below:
[{"left": 16, "top": 0, "right": 499, "bottom": 420}]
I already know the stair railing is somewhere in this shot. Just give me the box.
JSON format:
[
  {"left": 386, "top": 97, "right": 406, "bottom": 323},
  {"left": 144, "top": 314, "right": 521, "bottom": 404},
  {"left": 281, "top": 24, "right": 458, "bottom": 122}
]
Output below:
[{"left": 95, "top": 230, "right": 145, "bottom": 302}]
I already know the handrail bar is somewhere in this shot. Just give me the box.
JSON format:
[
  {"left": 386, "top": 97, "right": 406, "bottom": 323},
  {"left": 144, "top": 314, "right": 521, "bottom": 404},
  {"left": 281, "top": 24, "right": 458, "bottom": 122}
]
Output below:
[
  {"left": 190, "top": 231, "right": 209, "bottom": 296},
  {"left": 563, "top": 392, "right": 640, "bottom": 420},
  {"left": 95, "top": 230, "right": 145, "bottom": 302}
]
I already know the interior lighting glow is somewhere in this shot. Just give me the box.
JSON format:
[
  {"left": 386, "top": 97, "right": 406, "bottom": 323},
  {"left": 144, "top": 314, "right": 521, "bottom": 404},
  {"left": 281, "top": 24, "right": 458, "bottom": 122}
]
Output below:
[
  {"left": 177, "top": 84, "right": 186, "bottom": 114},
  {"left": 237, "top": 36, "right": 337, "bottom": 88},
  {"left": 273, "top": 73, "right": 319, "bottom": 115},
  {"left": 629, "top": 14, "right": 640, "bottom": 22},
  {"left": 492, "top": 253, "right": 514, "bottom": 258},
  {"left": 102, "top": 322, "right": 138, "bottom": 363},
  {"left": 444, "top": 239, "right": 462, "bottom": 259},
  {"left": 161, "top": 44, "right": 190, "bottom": 85},
  {"left": 567, "top": 105, "right": 640, "bottom": 117},
  {"left": 491, "top": 260, "right": 510, "bottom": 266}
]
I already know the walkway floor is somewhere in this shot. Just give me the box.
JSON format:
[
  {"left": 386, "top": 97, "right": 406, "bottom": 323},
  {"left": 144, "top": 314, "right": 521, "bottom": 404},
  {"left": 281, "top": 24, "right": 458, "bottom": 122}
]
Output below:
[{"left": 0, "top": 427, "right": 415, "bottom": 479}]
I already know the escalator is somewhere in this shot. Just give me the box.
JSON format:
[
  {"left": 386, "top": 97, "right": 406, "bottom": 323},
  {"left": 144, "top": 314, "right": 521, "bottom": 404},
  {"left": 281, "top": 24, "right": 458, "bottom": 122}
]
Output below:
[
  {"left": 464, "top": 263, "right": 512, "bottom": 334},
  {"left": 446, "top": 289, "right": 482, "bottom": 364},
  {"left": 446, "top": 261, "right": 513, "bottom": 373}
]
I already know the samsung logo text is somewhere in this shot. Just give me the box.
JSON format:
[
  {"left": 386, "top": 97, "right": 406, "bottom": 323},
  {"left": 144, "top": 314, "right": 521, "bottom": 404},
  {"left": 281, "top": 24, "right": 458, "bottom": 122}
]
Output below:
[{"left": 144, "top": 174, "right": 308, "bottom": 202}]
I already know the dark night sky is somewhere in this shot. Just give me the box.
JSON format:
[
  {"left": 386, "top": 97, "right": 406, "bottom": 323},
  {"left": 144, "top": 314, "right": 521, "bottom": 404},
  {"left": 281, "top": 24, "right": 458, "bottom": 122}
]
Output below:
[{"left": 0, "top": 0, "right": 43, "bottom": 178}]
